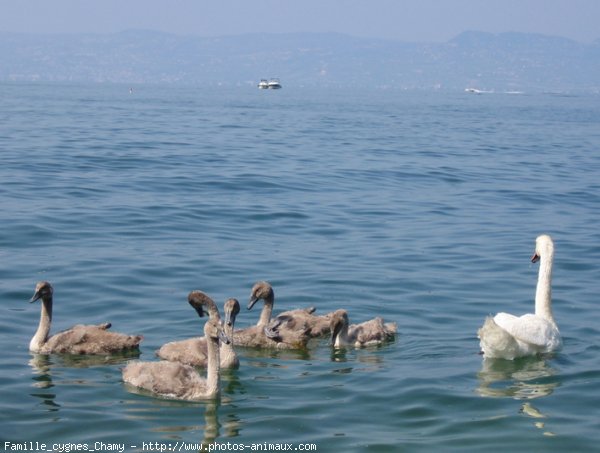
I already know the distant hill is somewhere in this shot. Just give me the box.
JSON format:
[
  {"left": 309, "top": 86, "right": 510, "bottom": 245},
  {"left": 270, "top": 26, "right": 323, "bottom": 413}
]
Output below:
[{"left": 1, "top": 30, "right": 598, "bottom": 91}]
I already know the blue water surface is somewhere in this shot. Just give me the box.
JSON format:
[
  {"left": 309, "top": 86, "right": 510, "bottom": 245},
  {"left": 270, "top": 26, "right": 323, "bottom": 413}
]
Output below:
[{"left": 1, "top": 83, "right": 600, "bottom": 452}]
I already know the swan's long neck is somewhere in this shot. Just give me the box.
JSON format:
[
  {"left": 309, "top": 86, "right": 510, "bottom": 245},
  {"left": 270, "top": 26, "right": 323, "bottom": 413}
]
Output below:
[
  {"left": 219, "top": 323, "right": 237, "bottom": 367},
  {"left": 257, "top": 297, "right": 273, "bottom": 329},
  {"left": 30, "top": 297, "right": 52, "bottom": 352},
  {"left": 204, "top": 335, "right": 221, "bottom": 398},
  {"left": 535, "top": 247, "right": 554, "bottom": 322}
]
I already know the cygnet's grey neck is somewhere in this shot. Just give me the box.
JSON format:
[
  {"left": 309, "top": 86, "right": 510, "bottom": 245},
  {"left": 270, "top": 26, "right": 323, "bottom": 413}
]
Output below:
[
  {"left": 204, "top": 335, "right": 220, "bottom": 397},
  {"left": 257, "top": 297, "right": 274, "bottom": 329},
  {"left": 30, "top": 296, "right": 52, "bottom": 353}
]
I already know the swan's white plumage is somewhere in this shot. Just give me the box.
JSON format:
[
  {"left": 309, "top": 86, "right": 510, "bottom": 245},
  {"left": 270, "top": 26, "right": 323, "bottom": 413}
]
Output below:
[
  {"left": 493, "top": 312, "right": 560, "bottom": 348},
  {"left": 478, "top": 235, "right": 562, "bottom": 360}
]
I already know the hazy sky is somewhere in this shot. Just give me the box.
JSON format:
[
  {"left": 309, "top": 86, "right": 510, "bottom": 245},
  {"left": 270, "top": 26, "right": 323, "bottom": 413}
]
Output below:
[{"left": 1, "top": 0, "right": 598, "bottom": 43}]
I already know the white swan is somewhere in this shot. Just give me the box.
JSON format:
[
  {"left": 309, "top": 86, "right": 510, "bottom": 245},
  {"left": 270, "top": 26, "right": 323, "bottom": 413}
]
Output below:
[
  {"left": 28, "top": 281, "right": 143, "bottom": 354},
  {"left": 122, "top": 291, "right": 229, "bottom": 401},
  {"left": 478, "top": 234, "right": 562, "bottom": 359}
]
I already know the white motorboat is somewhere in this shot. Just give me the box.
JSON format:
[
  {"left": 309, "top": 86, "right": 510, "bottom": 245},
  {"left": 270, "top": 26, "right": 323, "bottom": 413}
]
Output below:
[{"left": 267, "top": 78, "right": 282, "bottom": 89}]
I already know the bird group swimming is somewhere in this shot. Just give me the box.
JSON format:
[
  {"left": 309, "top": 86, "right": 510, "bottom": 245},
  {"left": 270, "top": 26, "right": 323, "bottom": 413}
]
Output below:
[{"left": 26, "top": 234, "right": 561, "bottom": 401}]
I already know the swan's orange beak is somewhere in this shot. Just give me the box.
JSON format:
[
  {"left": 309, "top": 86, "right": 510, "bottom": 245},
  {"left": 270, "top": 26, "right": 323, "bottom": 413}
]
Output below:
[{"left": 531, "top": 252, "right": 540, "bottom": 263}]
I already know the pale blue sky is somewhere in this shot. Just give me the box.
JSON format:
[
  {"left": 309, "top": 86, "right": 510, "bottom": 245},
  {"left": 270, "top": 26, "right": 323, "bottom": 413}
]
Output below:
[{"left": 1, "top": 0, "right": 598, "bottom": 43}]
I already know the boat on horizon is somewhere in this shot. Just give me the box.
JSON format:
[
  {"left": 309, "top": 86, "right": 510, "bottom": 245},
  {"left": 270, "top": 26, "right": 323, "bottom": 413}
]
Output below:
[
  {"left": 465, "top": 87, "right": 495, "bottom": 94},
  {"left": 258, "top": 78, "right": 282, "bottom": 89},
  {"left": 267, "top": 78, "right": 282, "bottom": 89}
]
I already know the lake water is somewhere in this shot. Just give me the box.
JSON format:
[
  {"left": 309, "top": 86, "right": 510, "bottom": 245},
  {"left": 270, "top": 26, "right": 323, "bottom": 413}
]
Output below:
[{"left": 1, "top": 83, "right": 600, "bottom": 452}]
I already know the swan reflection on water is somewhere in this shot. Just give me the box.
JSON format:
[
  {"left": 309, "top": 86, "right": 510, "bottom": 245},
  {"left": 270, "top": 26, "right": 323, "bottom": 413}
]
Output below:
[
  {"left": 123, "top": 398, "right": 240, "bottom": 446},
  {"left": 143, "top": 401, "right": 222, "bottom": 446},
  {"left": 197, "top": 401, "right": 241, "bottom": 447},
  {"left": 199, "top": 401, "right": 242, "bottom": 447},
  {"left": 28, "top": 350, "right": 141, "bottom": 414},
  {"left": 476, "top": 355, "right": 559, "bottom": 399},
  {"left": 28, "top": 354, "right": 59, "bottom": 411},
  {"left": 31, "top": 350, "right": 140, "bottom": 369}
]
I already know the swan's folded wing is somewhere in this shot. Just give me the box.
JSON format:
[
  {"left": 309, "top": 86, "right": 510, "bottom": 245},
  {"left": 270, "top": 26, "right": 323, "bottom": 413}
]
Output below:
[
  {"left": 493, "top": 313, "right": 554, "bottom": 347},
  {"left": 265, "top": 315, "right": 310, "bottom": 347},
  {"left": 156, "top": 337, "right": 208, "bottom": 365},
  {"left": 123, "top": 361, "right": 207, "bottom": 398}
]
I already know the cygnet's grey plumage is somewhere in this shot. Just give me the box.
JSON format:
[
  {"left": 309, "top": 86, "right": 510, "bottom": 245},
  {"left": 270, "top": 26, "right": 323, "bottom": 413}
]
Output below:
[
  {"left": 156, "top": 298, "right": 240, "bottom": 369},
  {"left": 234, "top": 281, "right": 330, "bottom": 349},
  {"left": 28, "top": 281, "right": 143, "bottom": 355},
  {"left": 260, "top": 281, "right": 335, "bottom": 338},
  {"left": 234, "top": 281, "right": 336, "bottom": 349},
  {"left": 123, "top": 318, "right": 226, "bottom": 400},
  {"left": 122, "top": 291, "right": 229, "bottom": 401},
  {"left": 329, "top": 309, "right": 397, "bottom": 348}
]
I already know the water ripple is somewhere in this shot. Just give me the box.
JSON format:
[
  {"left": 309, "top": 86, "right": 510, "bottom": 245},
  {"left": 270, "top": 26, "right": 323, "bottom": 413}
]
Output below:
[{"left": 1, "top": 84, "right": 599, "bottom": 449}]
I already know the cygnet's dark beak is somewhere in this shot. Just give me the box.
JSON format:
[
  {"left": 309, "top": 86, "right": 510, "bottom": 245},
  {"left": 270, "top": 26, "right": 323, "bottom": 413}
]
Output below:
[
  {"left": 189, "top": 301, "right": 208, "bottom": 318},
  {"left": 247, "top": 296, "right": 259, "bottom": 310},
  {"left": 30, "top": 290, "right": 42, "bottom": 303},
  {"left": 330, "top": 321, "right": 343, "bottom": 346},
  {"left": 219, "top": 328, "right": 231, "bottom": 345}
]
